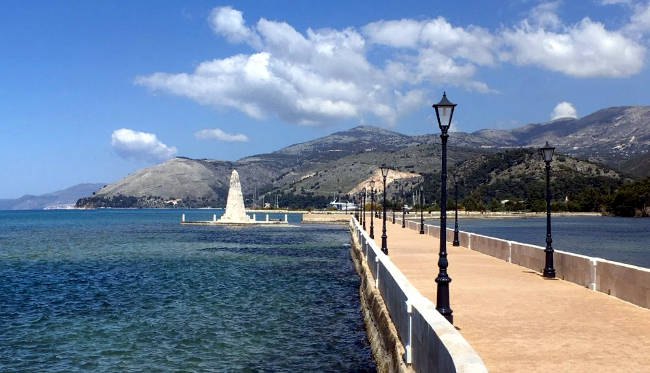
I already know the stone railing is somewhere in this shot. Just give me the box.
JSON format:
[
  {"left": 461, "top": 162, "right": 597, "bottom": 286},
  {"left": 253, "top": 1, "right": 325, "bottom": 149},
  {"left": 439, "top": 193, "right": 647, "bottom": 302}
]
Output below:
[
  {"left": 350, "top": 218, "right": 487, "bottom": 372},
  {"left": 395, "top": 217, "right": 650, "bottom": 309}
]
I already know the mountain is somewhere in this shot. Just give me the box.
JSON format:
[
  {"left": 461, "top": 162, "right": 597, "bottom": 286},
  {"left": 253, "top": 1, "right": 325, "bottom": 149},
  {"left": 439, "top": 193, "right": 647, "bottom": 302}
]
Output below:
[
  {"left": 76, "top": 127, "right": 489, "bottom": 208},
  {"left": 273, "top": 125, "right": 420, "bottom": 159},
  {"left": 620, "top": 151, "right": 650, "bottom": 178},
  {"left": 414, "top": 106, "right": 650, "bottom": 167},
  {"left": 473, "top": 106, "right": 650, "bottom": 166},
  {"left": 76, "top": 106, "right": 648, "bottom": 209},
  {"left": 0, "top": 183, "right": 105, "bottom": 210},
  {"left": 76, "top": 157, "right": 284, "bottom": 208},
  {"left": 77, "top": 126, "right": 431, "bottom": 208},
  {"left": 446, "top": 148, "right": 625, "bottom": 212}
]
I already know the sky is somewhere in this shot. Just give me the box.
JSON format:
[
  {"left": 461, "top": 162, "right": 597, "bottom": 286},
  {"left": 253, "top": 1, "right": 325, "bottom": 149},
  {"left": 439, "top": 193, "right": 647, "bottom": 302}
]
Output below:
[{"left": 1, "top": 0, "right": 650, "bottom": 198}]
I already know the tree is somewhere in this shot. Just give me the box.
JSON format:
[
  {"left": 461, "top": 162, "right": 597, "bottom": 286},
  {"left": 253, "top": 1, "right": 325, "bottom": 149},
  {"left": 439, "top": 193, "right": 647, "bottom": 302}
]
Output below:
[
  {"left": 488, "top": 198, "right": 501, "bottom": 212},
  {"left": 607, "top": 177, "right": 650, "bottom": 217}
]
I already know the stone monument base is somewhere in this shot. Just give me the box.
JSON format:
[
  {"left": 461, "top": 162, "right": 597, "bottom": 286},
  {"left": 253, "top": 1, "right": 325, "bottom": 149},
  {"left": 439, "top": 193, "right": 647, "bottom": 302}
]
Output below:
[{"left": 180, "top": 212, "right": 290, "bottom": 226}]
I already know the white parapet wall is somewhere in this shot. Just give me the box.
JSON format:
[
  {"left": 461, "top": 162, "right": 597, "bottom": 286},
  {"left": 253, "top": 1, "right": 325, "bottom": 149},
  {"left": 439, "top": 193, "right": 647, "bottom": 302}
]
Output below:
[{"left": 350, "top": 218, "right": 487, "bottom": 372}]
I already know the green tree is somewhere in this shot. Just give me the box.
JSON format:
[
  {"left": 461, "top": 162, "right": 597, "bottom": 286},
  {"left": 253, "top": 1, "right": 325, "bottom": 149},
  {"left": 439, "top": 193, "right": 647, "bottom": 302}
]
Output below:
[
  {"left": 488, "top": 198, "right": 501, "bottom": 212},
  {"left": 607, "top": 178, "right": 650, "bottom": 217}
]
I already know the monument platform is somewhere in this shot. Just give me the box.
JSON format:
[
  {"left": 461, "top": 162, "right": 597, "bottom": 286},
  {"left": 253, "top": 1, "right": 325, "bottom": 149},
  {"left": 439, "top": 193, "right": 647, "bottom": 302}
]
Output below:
[{"left": 180, "top": 212, "right": 290, "bottom": 225}]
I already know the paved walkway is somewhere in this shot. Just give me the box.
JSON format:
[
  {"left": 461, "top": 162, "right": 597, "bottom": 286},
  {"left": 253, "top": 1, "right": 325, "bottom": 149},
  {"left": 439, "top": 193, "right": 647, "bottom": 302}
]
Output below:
[{"left": 363, "top": 214, "right": 650, "bottom": 372}]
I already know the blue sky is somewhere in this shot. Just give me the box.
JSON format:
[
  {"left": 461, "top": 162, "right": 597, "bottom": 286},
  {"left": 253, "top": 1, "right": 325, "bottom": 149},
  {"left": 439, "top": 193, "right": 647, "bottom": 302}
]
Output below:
[{"left": 1, "top": 0, "right": 650, "bottom": 198}]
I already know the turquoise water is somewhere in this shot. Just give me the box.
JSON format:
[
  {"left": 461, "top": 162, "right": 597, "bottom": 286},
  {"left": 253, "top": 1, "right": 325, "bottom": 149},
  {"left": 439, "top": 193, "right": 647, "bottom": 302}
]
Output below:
[
  {"left": 426, "top": 216, "right": 650, "bottom": 268},
  {"left": 0, "top": 210, "right": 375, "bottom": 372}
]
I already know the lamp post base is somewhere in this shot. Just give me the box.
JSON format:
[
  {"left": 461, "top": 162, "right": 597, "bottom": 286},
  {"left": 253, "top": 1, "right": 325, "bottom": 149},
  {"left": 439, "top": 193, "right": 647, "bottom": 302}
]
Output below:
[
  {"left": 435, "top": 275, "right": 453, "bottom": 324},
  {"left": 543, "top": 267, "right": 556, "bottom": 278},
  {"left": 453, "top": 230, "right": 460, "bottom": 246}
]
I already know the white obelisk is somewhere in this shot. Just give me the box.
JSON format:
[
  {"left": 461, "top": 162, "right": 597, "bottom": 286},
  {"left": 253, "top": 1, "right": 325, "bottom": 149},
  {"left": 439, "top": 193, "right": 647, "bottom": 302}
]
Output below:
[{"left": 219, "top": 170, "right": 251, "bottom": 223}]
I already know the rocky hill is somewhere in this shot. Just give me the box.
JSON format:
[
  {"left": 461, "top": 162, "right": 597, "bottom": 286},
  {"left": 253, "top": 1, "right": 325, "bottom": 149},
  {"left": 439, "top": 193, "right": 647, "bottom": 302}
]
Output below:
[
  {"left": 419, "top": 106, "right": 650, "bottom": 170},
  {"left": 620, "top": 151, "right": 650, "bottom": 178},
  {"left": 76, "top": 106, "right": 648, "bottom": 209}
]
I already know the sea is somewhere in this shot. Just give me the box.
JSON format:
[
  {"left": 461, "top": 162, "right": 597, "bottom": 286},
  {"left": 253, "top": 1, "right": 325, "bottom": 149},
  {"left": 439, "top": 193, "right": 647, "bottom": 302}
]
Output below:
[
  {"left": 0, "top": 209, "right": 376, "bottom": 372},
  {"left": 426, "top": 215, "right": 650, "bottom": 268}
]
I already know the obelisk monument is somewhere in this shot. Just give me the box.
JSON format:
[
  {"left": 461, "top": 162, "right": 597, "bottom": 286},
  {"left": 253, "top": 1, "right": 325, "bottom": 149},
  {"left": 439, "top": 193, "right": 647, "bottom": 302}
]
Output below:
[
  {"left": 219, "top": 170, "right": 252, "bottom": 223},
  {"left": 181, "top": 169, "right": 288, "bottom": 225}
]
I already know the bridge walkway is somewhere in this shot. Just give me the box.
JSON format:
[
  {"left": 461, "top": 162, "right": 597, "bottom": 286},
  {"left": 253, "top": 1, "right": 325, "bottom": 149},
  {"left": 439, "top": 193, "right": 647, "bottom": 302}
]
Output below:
[{"left": 364, "top": 214, "right": 650, "bottom": 372}]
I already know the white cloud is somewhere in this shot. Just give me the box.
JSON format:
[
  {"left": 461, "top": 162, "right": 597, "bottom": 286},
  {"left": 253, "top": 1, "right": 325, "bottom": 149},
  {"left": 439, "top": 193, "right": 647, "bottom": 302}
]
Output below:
[
  {"left": 364, "top": 17, "right": 496, "bottom": 66},
  {"left": 208, "top": 6, "right": 260, "bottom": 47},
  {"left": 138, "top": 21, "right": 414, "bottom": 125},
  {"left": 528, "top": 2, "right": 562, "bottom": 29},
  {"left": 136, "top": 4, "right": 648, "bottom": 126},
  {"left": 624, "top": 2, "right": 650, "bottom": 37},
  {"left": 500, "top": 4, "right": 645, "bottom": 77},
  {"left": 550, "top": 101, "right": 578, "bottom": 120},
  {"left": 600, "top": 0, "right": 632, "bottom": 5},
  {"left": 111, "top": 128, "right": 177, "bottom": 161},
  {"left": 137, "top": 8, "right": 497, "bottom": 126},
  {"left": 362, "top": 17, "right": 497, "bottom": 92},
  {"left": 195, "top": 128, "right": 249, "bottom": 142}
]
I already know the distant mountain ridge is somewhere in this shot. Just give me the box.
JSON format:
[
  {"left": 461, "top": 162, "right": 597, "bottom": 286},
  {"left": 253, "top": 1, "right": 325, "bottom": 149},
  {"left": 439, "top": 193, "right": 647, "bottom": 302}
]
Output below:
[
  {"left": 484, "top": 106, "right": 649, "bottom": 165},
  {"left": 422, "top": 106, "right": 650, "bottom": 169},
  {"left": 0, "top": 183, "right": 105, "bottom": 210},
  {"left": 75, "top": 105, "right": 647, "bottom": 209}
]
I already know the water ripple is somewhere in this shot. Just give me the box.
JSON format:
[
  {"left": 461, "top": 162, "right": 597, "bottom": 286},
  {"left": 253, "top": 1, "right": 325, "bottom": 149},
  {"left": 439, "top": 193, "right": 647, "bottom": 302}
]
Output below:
[{"left": 0, "top": 210, "right": 375, "bottom": 372}]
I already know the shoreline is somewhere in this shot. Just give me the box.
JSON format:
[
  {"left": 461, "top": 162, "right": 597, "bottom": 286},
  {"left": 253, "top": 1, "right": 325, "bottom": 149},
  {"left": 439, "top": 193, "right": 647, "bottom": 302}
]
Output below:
[
  {"left": 416, "top": 211, "right": 603, "bottom": 219},
  {"left": 15, "top": 208, "right": 648, "bottom": 221}
]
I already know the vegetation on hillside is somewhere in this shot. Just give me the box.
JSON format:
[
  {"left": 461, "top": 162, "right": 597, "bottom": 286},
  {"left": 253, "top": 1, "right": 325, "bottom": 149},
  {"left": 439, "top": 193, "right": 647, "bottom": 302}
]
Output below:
[
  {"left": 388, "top": 148, "right": 627, "bottom": 214},
  {"left": 606, "top": 177, "right": 650, "bottom": 217},
  {"left": 76, "top": 123, "right": 647, "bottom": 213}
]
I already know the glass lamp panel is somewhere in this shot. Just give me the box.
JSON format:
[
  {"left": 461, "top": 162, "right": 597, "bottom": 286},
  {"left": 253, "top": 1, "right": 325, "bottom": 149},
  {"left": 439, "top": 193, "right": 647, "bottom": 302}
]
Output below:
[
  {"left": 437, "top": 106, "right": 453, "bottom": 130},
  {"left": 543, "top": 147, "right": 554, "bottom": 162},
  {"left": 540, "top": 142, "right": 555, "bottom": 162}
]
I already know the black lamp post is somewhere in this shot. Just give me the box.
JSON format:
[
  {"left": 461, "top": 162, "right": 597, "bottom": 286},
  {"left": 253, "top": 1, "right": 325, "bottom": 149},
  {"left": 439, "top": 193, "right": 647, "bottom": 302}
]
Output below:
[
  {"left": 356, "top": 194, "right": 360, "bottom": 220},
  {"left": 399, "top": 185, "right": 406, "bottom": 228},
  {"left": 357, "top": 194, "right": 361, "bottom": 220},
  {"left": 362, "top": 188, "right": 367, "bottom": 230},
  {"left": 370, "top": 181, "right": 375, "bottom": 239},
  {"left": 419, "top": 184, "right": 425, "bottom": 234},
  {"left": 392, "top": 187, "right": 396, "bottom": 224},
  {"left": 540, "top": 141, "right": 556, "bottom": 278},
  {"left": 380, "top": 165, "right": 389, "bottom": 254},
  {"left": 433, "top": 91, "right": 456, "bottom": 324},
  {"left": 453, "top": 172, "right": 460, "bottom": 246}
]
